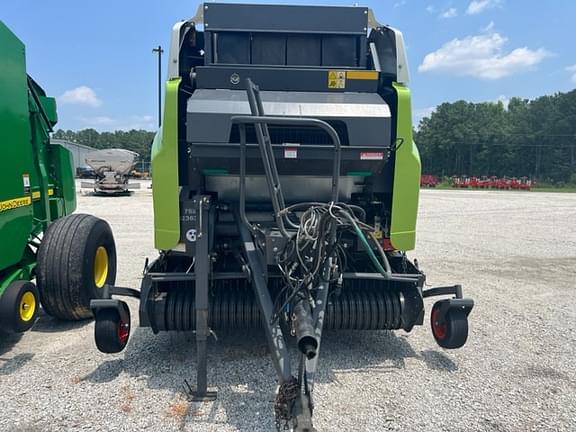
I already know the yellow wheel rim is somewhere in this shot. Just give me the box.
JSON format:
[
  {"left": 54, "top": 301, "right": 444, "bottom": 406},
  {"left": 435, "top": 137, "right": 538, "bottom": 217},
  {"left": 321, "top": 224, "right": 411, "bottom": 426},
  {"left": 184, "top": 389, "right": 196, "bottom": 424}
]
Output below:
[
  {"left": 19, "top": 291, "right": 36, "bottom": 322},
  {"left": 94, "top": 246, "right": 109, "bottom": 288}
]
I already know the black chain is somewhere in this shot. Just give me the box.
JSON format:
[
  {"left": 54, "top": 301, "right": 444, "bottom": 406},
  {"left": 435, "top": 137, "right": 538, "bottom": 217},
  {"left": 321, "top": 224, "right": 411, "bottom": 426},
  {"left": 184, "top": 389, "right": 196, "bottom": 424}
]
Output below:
[
  {"left": 274, "top": 377, "right": 299, "bottom": 431},
  {"left": 402, "top": 253, "right": 408, "bottom": 273}
]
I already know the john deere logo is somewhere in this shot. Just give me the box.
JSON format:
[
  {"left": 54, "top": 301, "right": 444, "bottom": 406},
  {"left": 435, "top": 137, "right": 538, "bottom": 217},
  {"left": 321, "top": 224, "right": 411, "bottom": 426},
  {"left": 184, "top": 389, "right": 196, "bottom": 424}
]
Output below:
[{"left": 0, "top": 196, "right": 32, "bottom": 213}]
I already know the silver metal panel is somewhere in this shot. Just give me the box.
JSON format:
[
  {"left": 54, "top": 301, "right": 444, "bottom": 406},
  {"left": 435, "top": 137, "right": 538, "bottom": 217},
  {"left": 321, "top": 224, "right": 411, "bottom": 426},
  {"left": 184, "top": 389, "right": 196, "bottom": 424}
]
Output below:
[
  {"left": 206, "top": 175, "right": 363, "bottom": 202},
  {"left": 187, "top": 89, "right": 391, "bottom": 118},
  {"left": 168, "top": 21, "right": 188, "bottom": 79},
  {"left": 85, "top": 149, "right": 139, "bottom": 175}
]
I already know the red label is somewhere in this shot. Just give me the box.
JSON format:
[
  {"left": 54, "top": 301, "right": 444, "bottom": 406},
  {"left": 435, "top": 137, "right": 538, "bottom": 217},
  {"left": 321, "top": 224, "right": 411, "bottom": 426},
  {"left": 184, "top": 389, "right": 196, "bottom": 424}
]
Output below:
[{"left": 360, "top": 152, "right": 384, "bottom": 161}]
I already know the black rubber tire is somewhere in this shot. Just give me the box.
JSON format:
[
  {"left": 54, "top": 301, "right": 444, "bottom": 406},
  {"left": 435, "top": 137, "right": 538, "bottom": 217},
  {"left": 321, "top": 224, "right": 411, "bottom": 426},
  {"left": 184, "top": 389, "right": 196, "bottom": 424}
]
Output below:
[
  {"left": 37, "top": 214, "right": 117, "bottom": 321},
  {"left": 431, "top": 302, "right": 469, "bottom": 349},
  {"left": 0, "top": 281, "right": 40, "bottom": 333},
  {"left": 95, "top": 307, "right": 130, "bottom": 354}
]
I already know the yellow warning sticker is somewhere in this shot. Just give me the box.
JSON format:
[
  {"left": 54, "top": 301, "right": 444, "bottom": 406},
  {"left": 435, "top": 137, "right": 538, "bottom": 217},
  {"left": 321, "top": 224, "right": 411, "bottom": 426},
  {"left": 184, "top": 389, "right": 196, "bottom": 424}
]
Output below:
[
  {"left": 347, "top": 71, "right": 379, "bottom": 80},
  {"left": 328, "top": 70, "right": 346, "bottom": 89},
  {"left": 32, "top": 191, "right": 41, "bottom": 200},
  {"left": 48, "top": 188, "right": 54, "bottom": 196},
  {"left": 0, "top": 196, "right": 32, "bottom": 213}
]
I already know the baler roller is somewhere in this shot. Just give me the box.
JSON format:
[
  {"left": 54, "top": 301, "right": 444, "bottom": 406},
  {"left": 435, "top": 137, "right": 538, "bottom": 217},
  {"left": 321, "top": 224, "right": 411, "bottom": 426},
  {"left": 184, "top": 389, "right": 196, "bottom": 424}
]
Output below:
[{"left": 153, "top": 281, "right": 404, "bottom": 332}]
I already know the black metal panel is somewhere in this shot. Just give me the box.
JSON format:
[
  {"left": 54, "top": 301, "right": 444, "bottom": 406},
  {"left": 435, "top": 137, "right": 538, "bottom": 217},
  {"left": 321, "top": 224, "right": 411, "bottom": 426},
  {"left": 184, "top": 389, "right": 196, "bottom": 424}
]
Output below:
[
  {"left": 252, "top": 33, "right": 286, "bottom": 65},
  {"left": 369, "top": 28, "right": 397, "bottom": 80},
  {"left": 322, "top": 36, "right": 358, "bottom": 67},
  {"left": 287, "top": 35, "right": 321, "bottom": 67},
  {"left": 189, "top": 142, "right": 389, "bottom": 163},
  {"left": 216, "top": 32, "right": 250, "bottom": 64},
  {"left": 204, "top": 3, "right": 368, "bottom": 35},
  {"left": 187, "top": 143, "right": 390, "bottom": 181},
  {"left": 229, "top": 122, "right": 350, "bottom": 146},
  {"left": 195, "top": 66, "right": 379, "bottom": 92}
]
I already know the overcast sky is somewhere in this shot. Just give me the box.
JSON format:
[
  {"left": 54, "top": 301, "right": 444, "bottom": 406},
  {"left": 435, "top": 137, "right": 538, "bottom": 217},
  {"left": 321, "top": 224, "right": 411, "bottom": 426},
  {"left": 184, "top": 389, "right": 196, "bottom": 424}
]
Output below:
[{"left": 2, "top": 0, "right": 575, "bottom": 131}]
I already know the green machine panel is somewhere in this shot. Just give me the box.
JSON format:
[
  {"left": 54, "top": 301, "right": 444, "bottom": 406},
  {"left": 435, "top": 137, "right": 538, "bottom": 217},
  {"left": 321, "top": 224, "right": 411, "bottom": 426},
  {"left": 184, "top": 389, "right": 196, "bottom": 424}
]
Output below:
[{"left": 0, "top": 22, "right": 35, "bottom": 272}]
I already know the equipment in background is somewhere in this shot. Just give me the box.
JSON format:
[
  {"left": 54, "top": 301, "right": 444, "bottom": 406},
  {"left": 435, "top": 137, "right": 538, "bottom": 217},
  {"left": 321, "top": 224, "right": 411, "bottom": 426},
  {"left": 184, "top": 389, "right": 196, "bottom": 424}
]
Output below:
[
  {"left": 81, "top": 149, "right": 141, "bottom": 195},
  {"left": 451, "top": 175, "right": 534, "bottom": 190},
  {"left": 90, "top": 4, "right": 474, "bottom": 431},
  {"left": 76, "top": 166, "right": 96, "bottom": 179},
  {"left": 0, "top": 22, "right": 118, "bottom": 334},
  {"left": 421, "top": 174, "right": 440, "bottom": 187}
]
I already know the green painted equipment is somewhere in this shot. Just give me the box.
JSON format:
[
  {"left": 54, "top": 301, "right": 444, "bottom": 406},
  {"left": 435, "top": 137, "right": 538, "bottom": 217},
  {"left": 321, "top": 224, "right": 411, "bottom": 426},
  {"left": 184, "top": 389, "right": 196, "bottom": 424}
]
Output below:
[
  {"left": 0, "top": 22, "right": 118, "bottom": 333},
  {"left": 91, "top": 4, "right": 473, "bottom": 430}
]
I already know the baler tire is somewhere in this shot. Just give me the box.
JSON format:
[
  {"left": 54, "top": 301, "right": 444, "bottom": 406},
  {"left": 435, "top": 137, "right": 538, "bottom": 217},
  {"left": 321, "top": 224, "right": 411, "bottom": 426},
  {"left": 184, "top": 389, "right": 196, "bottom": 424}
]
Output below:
[
  {"left": 0, "top": 281, "right": 40, "bottom": 333},
  {"left": 37, "top": 214, "right": 117, "bottom": 321},
  {"left": 94, "top": 307, "right": 130, "bottom": 354},
  {"left": 431, "top": 303, "right": 469, "bottom": 349}
]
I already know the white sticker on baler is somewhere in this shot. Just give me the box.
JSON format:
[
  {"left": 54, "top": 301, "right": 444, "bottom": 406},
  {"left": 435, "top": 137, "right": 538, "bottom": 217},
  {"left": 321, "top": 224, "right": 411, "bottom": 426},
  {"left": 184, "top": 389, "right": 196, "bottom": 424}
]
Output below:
[
  {"left": 23, "top": 173, "right": 31, "bottom": 193},
  {"left": 186, "top": 229, "right": 197, "bottom": 242},
  {"left": 284, "top": 148, "right": 298, "bottom": 159}
]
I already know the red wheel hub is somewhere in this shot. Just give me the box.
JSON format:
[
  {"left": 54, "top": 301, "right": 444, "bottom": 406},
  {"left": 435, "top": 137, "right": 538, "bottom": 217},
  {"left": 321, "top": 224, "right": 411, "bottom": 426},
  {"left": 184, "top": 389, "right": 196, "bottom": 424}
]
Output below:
[{"left": 431, "top": 307, "right": 447, "bottom": 339}]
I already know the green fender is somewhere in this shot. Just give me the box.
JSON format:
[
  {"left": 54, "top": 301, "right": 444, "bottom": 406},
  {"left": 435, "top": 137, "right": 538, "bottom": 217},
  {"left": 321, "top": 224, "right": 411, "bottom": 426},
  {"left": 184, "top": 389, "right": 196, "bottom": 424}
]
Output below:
[
  {"left": 390, "top": 83, "right": 421, "bottom": 251},
  {"left": 152, "top": 78, "right": 181, "bottom": 250}
]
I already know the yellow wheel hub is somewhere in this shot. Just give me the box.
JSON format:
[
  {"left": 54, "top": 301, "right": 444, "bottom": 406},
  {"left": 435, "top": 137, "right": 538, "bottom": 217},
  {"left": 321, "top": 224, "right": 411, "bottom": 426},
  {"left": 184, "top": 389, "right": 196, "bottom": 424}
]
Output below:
[
  {"left": 94, "top": 246, "right": 109, "bottom": 288},
  {"left": 19, "top": 291, "right": 36, "bottom": 322}
]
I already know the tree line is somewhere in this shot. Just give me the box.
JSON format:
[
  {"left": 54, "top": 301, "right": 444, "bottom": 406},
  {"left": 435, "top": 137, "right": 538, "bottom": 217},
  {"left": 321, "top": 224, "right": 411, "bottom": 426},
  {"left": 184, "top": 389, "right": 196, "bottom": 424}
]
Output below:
[
  {"left": 52, "top": 129, "right": 156, "bottom": 163},
  {"left": 415, "top": 89, "right": 576, "bottom": 184}
]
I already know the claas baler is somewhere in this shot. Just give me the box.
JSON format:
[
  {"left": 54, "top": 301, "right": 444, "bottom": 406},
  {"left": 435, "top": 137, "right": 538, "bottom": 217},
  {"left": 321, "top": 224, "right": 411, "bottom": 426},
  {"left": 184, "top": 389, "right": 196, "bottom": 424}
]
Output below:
[
  {"left": 91, "top": 4, "right": 474, "bottom": 430},
  {"left": 0, "top": 22, "right": 118, "bottom": 334}
]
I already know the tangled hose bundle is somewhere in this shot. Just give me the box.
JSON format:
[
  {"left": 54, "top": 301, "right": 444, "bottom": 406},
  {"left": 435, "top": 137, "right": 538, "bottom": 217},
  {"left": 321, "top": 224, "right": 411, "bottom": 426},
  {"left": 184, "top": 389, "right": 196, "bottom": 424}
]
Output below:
[{"left": 272, "top": 202, "right": 393, "bottom": 320}]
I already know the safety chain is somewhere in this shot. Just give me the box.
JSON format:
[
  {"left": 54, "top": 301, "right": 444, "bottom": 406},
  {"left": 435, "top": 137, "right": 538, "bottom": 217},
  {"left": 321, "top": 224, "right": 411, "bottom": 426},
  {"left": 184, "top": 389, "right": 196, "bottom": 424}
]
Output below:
[{"left": 274, "top": 377, "right": 300, "bottom": 431}]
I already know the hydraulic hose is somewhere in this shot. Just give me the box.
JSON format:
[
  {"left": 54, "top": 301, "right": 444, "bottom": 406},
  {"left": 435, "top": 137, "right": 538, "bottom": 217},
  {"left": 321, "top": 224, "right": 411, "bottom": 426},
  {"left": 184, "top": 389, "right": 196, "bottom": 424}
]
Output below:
[{"left": 340, "top": 211, "right": 392, "bottom": 278}]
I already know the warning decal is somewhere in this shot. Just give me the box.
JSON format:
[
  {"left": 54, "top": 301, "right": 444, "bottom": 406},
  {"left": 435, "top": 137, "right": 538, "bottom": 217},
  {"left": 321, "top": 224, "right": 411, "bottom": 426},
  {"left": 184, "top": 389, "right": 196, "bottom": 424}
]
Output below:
[
  {"left": 23, "top": 173, "right": 31, "bottom": 194},
  {"left": 347, "top": 71, "right": 379, "bottom": 80},
  {"left": 328, "top": 70, "right": 346, "bottom": 89},
  {"left": 360, "top": 152, "right": 384, "bottom": 161},
  {"left": 284, "top": 148, "right": 298, "bottom": 159},
  {"left": 0, "top": 196, "right": 32, "bottom": 213}
]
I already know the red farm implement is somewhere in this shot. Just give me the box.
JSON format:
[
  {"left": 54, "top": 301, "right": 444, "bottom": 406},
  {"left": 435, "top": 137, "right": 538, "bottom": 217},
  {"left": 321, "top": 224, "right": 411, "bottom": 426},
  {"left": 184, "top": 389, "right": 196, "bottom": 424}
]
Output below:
[
  {"left": 450, "top": 175, "right": 534, "bottom": 191},
  {"left": 421, "top": 174, "right": 440, "bottom": 187}
]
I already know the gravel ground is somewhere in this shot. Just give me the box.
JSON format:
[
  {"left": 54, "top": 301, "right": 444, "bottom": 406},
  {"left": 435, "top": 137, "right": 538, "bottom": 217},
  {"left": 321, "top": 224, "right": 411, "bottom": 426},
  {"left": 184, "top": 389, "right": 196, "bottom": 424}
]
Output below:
[{"left": 1, "top": 182, "right": 575, "bottom": 432}]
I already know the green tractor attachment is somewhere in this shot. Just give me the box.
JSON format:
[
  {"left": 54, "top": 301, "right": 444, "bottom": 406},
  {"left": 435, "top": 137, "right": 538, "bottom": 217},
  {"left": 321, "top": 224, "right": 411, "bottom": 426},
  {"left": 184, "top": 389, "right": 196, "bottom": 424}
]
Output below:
[
  {"left": 91, "top": 4, "right": 474, "bottom": 430},
  {"left": 0, "top": 22, "right": 118, "bottom": 333}
]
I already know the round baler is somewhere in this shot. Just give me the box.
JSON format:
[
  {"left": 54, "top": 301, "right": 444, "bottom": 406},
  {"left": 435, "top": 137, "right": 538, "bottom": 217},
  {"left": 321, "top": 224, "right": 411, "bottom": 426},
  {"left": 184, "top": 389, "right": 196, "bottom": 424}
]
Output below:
[
  {"left": 0, "top": 22, "right": 117, "bottom": 333},
  {"left": 91, "top": 3, "right": 474, "bottom": 431}
]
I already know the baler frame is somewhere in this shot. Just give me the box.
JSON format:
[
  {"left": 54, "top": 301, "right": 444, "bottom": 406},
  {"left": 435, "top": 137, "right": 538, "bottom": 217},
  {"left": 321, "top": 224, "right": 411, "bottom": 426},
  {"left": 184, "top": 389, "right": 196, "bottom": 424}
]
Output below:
[
  {"left": 92, "top": 80, "right": 473, "bottom": 431},
  {"left": 89, "top": 4, "right": 475, "bottom": 430}
]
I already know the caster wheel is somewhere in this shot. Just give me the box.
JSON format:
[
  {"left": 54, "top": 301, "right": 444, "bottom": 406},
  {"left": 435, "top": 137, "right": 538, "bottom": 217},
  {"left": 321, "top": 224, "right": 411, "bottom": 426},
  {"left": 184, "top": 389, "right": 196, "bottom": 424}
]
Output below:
[
  {"left": 95, "top": 304, "right": 130, "bottom": 353},
  {"left": 431, "top": 300, "right": 469, "bottom": 349},
  {"left": 0, "top": 281, "right": 40, "bottom": 333}
]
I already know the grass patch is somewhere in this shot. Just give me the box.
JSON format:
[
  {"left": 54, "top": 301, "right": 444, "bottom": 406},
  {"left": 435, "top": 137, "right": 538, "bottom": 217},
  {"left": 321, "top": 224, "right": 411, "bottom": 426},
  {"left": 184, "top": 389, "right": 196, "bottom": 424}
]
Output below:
[{"left": 532, "top": 185, "right": 576, "bottom": 193}]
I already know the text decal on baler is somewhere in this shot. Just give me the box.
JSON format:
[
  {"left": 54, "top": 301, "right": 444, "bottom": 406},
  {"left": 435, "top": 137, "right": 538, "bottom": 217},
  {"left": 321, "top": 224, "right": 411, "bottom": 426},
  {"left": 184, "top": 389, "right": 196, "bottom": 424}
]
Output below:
[{"left": 0, "top": 196, "right": 32, "bottom": 213}]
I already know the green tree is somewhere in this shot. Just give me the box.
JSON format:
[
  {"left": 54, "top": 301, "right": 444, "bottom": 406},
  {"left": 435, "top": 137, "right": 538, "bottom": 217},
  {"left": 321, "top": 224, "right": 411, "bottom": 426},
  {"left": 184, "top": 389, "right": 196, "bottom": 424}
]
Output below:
[{"left": 415, "top": 89, "right": 576, "bottom": 184}]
